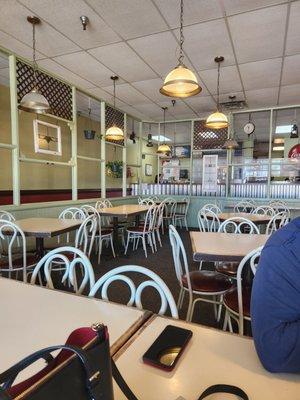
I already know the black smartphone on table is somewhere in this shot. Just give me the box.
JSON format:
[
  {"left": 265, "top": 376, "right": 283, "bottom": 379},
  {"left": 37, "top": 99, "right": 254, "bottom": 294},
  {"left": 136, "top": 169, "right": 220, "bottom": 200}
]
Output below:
[{"left": 142, "top": 325, "right": 193, "bottom": 371}]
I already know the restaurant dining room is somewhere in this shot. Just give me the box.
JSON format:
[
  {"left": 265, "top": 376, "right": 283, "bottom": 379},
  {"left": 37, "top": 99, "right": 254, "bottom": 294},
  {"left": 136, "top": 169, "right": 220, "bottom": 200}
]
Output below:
[{"left": 0, "top": 0, "right": 300, "bottom": 399}]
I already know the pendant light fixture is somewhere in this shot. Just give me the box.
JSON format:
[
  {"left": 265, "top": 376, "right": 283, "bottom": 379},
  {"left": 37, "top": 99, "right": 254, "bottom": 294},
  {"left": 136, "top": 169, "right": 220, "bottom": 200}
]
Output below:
[
  {"left": 160, "top": 0, "right": 201, "bottom": 98},
  {"left": 157, "top": 107, "right": 171, "bottom": 155},
  {"left": 223, "top": 137, "right": 238, "bottom": 150},
  {"left": 105, "top": 76, "right": 124, "bottom": 141},
  {"left": 171, "top": 122, "right": 178, "bottom": 160},
  {"left": 19, "top": 16, "right": 51, "bottom": 114},
  {"left": 206, "top": 56, "right": 229, "bottom": 130}
]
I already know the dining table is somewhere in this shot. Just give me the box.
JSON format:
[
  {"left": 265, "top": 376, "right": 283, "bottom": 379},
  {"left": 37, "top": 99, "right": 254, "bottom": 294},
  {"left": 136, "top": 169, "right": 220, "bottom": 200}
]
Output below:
[
  {"left": 12, "top": 217, "right": 82, "bottom": 258},
  {"left": 97, "top": 204, "right": 149, "bottom": 253},
  {"left": 190, "top": 231, "right": 270, "bottom": 262},
  {"left": 216, "top": 212, "right": 272, "bottom": 225},
  {"left": 113, "top": 315, "right": 300, "bottom": 399},
  {"left": 0, "top": 278, "right": 150, "bottom": 375}
]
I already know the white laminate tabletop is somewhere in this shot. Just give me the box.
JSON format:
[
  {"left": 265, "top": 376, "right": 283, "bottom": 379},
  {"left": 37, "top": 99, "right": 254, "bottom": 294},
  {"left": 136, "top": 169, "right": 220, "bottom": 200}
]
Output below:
[
  {"left": 113, "top": 317, "right": 300, "bottom": 400},
  {"left": 190, "top": 231, "right": 270, "bottom": 262},
  {"left": 0, "top": 278, "right": 146, "bottom": 372},
  {"left": 14, "top": 218, "right": 82, "bottom": 237}
]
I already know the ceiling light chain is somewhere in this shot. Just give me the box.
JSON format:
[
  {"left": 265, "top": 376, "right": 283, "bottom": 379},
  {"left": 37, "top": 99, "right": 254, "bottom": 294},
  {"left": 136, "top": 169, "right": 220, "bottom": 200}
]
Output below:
[
  {"left": 157, "top": 107, "right": 171, "bottom": 155},
  {"left": 178, "top": 0, "right": 184, "bottom": 65}
]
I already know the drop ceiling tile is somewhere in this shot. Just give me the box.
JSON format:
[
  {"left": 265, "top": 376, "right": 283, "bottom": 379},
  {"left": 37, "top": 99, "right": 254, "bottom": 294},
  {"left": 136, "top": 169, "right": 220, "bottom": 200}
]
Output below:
[
  {"left": 159, "top": 100, "right": 195, "bottom": 116},
  {"left": 128, "top": 31, "right": 178, "bottom": 77},
  {"left": 218, "top": 91, "right": 245, "bottom": 103},
  {"left": 131, "top": 78, "right": 166, "bottom": 102},
  {"left": 87, "top": 87, "right": 113, "bottom": 103},
  {"left": 0, "top": 75, "right": 9, "bottom": 86},
  {"left": 134, "top": 103, "right": 164, "bottom": 119},
  {"left": 223, "top": 0, "right": 287, "bottom": 16},
  {"left": 38, "top": 59, "right": 96, "bottom": 89},
  {"left": 102, "top": 83, "right": 151, "bottom": 105},
  {"left": 286, "top": 1, "right": 300, "bottom": 55},
  {"left": 19, "top": 0, "right": 120, "bottom": 49},
  {"left": 281, "top": 54, "right": 300, "bottom": 86},
  {"left": 153, "top": 0, "right": 223, "bottom": 27},
  {"left": 228, "top": 4, "right": 287, "bottom": 63},
  {"left": 0, "top": 0, "right": 80, "bottom": 56},
  {"left": 88, "top": 42, "right": 157, "bottom": 82},
  {"left": 174, "top": 19, "right": 235, "bottom": 70},
  {"left": 199, "top": 65, "right": 242, "bottom": 94},
  {"left": 245, "top": 87, "right": 279, "bottom": 107},
  {"left": 185, "top": 96, "right": 216, "bottom": 113},
  {"left": 279, "top": 84, "right": 300, "bottom": 105},
  {"left": 0, "top": 67, "right": 9, "bottom": 78},
  {"left": 239, "top": 58, "right": 282, "bottom": 91},
  {"left": 0, "top": 29, "right": 45, "bottom": 60},
  {"left": 53, "top": 51, "right": 116, "bottom": 87},
  {"left": 85, "top": 0, "right": 168, "bottom": 39}
]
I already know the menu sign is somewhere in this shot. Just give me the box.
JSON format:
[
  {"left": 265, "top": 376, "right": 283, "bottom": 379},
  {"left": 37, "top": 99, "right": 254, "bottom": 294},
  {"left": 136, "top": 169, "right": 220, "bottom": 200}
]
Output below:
[{"left": 202, "top": 155, "right": 218, "bottom": 193}]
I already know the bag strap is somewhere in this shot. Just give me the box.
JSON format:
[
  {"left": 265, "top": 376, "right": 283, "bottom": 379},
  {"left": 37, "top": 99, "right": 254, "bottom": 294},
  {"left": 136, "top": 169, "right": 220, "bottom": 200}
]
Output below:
[
  {"left": 111, "top": 359, "right": 139, "bottom": 400},
  {"left": 0, "top": 345, "right": 100, "bottom": 400},
  {"left": 198, "top": 384, "right": 249, "bottom": 400}
]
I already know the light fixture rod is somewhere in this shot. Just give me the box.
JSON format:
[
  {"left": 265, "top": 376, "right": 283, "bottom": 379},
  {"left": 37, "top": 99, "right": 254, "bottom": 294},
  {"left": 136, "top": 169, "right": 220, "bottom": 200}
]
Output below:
[
  {"left": 214, "top": 56, "right": 224, "bottom": 110},
  {"left": 27, "top": 16, "right": 40, "bottom": 88}
]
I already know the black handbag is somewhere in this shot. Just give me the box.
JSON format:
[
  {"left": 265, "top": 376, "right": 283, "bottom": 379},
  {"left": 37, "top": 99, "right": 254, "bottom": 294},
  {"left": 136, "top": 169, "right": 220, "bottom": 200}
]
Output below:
[{"left": 0, "top": 323, "right": 138, "bottom": 400}]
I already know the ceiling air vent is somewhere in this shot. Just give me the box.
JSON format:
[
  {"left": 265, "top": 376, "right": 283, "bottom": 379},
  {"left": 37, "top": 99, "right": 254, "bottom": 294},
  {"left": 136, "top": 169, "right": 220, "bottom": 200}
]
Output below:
[{"left": 220, "top": 95, "right": 247, "bottom": 110}]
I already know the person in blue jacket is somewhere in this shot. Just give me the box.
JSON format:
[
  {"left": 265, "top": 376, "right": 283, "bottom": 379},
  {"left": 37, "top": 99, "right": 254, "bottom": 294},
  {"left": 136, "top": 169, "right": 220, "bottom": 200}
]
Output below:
[{"left": 251, "top": 216, "right": 300, "bottom": 373}]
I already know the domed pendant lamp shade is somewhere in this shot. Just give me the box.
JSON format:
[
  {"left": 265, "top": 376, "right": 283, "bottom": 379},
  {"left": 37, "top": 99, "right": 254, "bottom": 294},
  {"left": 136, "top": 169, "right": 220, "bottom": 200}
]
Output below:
[
  {"left": 157, "top": 107, "right": 171, "bottom": 155},
  {"left": 160, "top": 0, "right": 201, "bottom": 98},
  {"left": 206, "top": 56, "right": 228, "bottom": 130},
  {"left": 19, "top": 16, "right": 51, "bottom": 114},
  {"left": 105, "top": 76, "right": 124, "bottom": 141},
  {"left": 223, "top": 138, "right": 238, "bottom": 149}
]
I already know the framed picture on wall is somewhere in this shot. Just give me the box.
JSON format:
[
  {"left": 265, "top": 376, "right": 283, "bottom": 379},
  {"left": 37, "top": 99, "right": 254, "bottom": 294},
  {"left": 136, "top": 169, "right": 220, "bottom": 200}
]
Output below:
[
  {"left": 145, "top": 163, "right": 153, "bottom": 176},
  {"left": 33, "top": 119, "right": 62, "bottom": 156}
]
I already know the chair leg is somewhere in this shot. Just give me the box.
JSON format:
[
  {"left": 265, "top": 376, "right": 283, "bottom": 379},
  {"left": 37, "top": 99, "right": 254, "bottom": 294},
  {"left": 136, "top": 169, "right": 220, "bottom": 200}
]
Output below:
[
  {"left": 156, "top": 229, "right": 162, "bottom": 247},
  {"left": 148, "top": 233, "right": 154, "bottom": 253},
  {"left": 152, "top": 231, "right": 157, "bottom": 252},
  {"left": 110, "top": 235, "right": 116, "bottom": 258},
  {"left": 98, "top": 238, "right": 103, "bottom": 264},
  {"left": 213, "top": 296, "right": 218, "bottom": 319},
  {"left": 217, "top": 295, "right": 223, "bottom": 322},
  {"left": 184, "top": 216, "right": 188, "bottom": 231},
  {"left": 223, "top": 310, "right": 229, "bottom": 331},
  {"left": 124, "top": 232, "right": 131, "bottom": 255},
  {"left": 142, "top": 236, "right": 147, "bottom": 258},
  {"left": 186, "top": 296, "right": 194, "bottom": 322},
  {"left": 177, "top": 287, "right": 185, "bottom": 310}
]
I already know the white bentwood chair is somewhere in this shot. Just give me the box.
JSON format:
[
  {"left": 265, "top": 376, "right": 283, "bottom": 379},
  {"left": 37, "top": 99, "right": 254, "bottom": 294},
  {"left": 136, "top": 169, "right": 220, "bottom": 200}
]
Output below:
[
  {"left": 161, "top": 198, "right": 177, "bottom": 233},
  {"left": 89, "top": 265, "right": 178, "bottom": 318},
  {"left": 223, "top": 246, "right": 263, "bottom": 335},
  {"left": 174, "top": 197, "right": 190, "bottom": 231},
  {"left": 124, "top": 205, "right": 157, "bottom": 258},
  {"left": 31, "top": 246, "right": 95, "bottom": 295},
  {"left": 0, "top": 210, "right": 15, "bottom": 221},
  {"left": 0, "top": 219, "right": 38, "bottom": 282},
  {"left": 198, "top": 207, "right": 220, "bottom": 233},
  {"left": 252, "top": 205, "right": 275, "bottom": 216},
  {"left": 169, "top": 225, "right": 232, "bottom": 322},
  {"left": 266, "top": 211, "right": 289, "bottom": 234},
  {"left": 234, "top": 200, "right": 256, "bottom": 213}
]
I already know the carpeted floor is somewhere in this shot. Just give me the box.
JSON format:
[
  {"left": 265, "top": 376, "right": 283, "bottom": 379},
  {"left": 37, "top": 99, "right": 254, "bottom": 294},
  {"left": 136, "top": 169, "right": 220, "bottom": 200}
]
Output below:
[{"left": 86, "top": 228, "right": 223, "bottom": 330}]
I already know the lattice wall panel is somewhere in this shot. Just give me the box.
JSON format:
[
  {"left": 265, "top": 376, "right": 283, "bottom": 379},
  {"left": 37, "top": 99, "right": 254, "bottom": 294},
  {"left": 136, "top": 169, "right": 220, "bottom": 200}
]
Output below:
[
  {"left": 193, "top": 120, "right": 228, "bottom": 150},
  {"left": 16, "top": 60, "right": 72, "bottom": 121},
  {"left": 105, "top": 104, "right": 125, "bottom": 146}
]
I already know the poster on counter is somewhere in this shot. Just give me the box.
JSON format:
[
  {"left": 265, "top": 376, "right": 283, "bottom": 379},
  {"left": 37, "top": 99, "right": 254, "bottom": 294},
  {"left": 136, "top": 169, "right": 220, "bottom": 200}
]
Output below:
[{"left": 202, "top": 155, "right": 218, "bottom": 192}]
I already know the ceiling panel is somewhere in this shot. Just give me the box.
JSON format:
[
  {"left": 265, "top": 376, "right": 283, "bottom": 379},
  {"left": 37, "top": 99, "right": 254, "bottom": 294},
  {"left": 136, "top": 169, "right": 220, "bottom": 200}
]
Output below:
[
  {"left": 38, "top": 58, "right": 96, "bottom": 89},
  {"left": 184, "top": 96, "right": 216, "bottom": 113},
  {"left": 0, "top": 29, "right": 45, "bottom": 60},
  {"left": 239, "top": 58, "right": 282, "bottom": 91},
  {"left": 0, "top": 54, "right": 9, "bottom": 69},
  {"left": 87, "top": 87, "right": 113, "bottom": 103},
  {"left": 153, "top": 0, "right": 223, "bottom": 27},
  {"left": 285, "top": 0, "right": 300, "bottom": 56},
  {"left": 133, "top": 103, "right": 167, "bottom": 120},
  {"left": 19, "top": 0, "right": 120, "bottom": 49},
  {"left": 85, "top": 0, "right": 168, "bottom": 39},
  {"left": 102, "top": 83, "right": 152, "bottom": 105},
  {"left": 223, "top": 0, "right": 288, "bottom": 16},
  {"left": 281, "top": 54, "right": 300, "bottom": 86},
  {"left": 131, "top": 78, "right": 167, "bottom": 102},
  {"left": 0, "top": 0, "right": 80, "bottom": 56},
  {"left": 128, "top": 31, "right": 179, "bottom": 77},
  {"left": 219, "top": 91, "right": 245, "bottom": 103},
  {"left": 176, "top": 19, "right": 235, "bottom": 71},
  {"left": 159, "top": 100, "right": 196, "bottom": 117},
  {"left": 279, "top": 84, "right": 300, "bottom": 105},
  {"left": 88, "top": 42, "right": 157, "bottom": 82},
  {"left": 53, "top": 51, "right": 116, "bottom": 87},
  {"left": 199, "top": 65, "right": 242, "bottom": 94},
  {"left": 228, "top": 4, "right": 287, "bottom": 63},
  {"left": 245, "top": 87, "right": 279, "bottom": 107}
]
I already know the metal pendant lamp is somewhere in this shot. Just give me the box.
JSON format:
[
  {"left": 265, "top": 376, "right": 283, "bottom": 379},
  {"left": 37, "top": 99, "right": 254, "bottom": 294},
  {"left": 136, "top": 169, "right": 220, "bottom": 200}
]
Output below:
[
  {"left": 206, "top": 56, "right": 229, "bottom": 130},
  {"left": 157, "top": 107, "right": 171, "bottom": 155},
  {"left": 160, "top": 0, "right": 201, "bottom": 98},
  {"left": 19, "top": 16, "right": 51, "bottom": 114},
  {"left": 105, "top": 76, "right": 124, "bottom": 141},
  {"left": 223, "top": 137, "right": 238, "bottom": 149}
]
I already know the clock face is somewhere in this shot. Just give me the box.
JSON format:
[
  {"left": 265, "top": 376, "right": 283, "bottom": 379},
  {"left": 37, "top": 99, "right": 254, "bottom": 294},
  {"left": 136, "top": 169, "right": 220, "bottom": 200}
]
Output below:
[{"left": 244, "top": 122, "right": 255, "bottom": 135}]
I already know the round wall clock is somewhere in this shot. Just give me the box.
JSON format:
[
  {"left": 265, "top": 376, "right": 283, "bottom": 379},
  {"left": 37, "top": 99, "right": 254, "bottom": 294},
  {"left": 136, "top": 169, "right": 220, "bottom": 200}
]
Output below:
[{"left": 243, "top": 122, "right": 255, "bottom": 135}]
